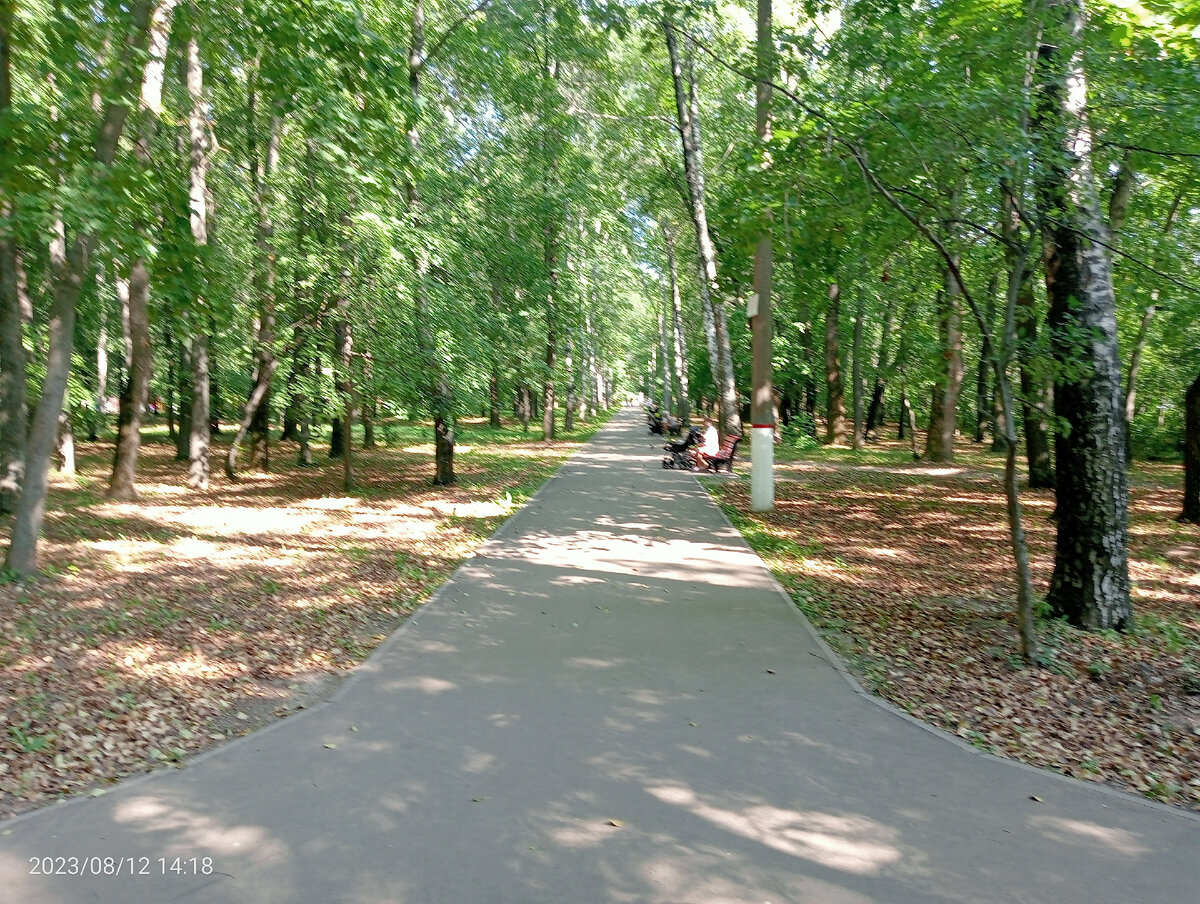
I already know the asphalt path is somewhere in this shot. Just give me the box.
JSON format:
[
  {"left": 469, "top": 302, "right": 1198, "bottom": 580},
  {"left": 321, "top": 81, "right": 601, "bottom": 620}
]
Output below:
[{"left": 1, "top": 405, "right": 1197, "bottom": 904}]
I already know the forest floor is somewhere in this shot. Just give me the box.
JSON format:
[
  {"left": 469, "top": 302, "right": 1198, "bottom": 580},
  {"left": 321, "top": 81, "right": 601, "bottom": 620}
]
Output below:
[
  {"left": 0, "top": 416, "right": 602, "bottom": 820},
  {"left": 709, "top": 437, "right": 1200, "bottom": 813}
]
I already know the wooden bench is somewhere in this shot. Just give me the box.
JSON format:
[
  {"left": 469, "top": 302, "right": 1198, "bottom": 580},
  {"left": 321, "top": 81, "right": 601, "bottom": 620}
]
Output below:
[{"left": 701, "top": 435, "right": 741, "bottom": 472}]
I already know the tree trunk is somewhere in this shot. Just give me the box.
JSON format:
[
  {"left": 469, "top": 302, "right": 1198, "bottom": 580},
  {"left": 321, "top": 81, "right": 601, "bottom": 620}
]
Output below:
[
  {"left": 1031, "top": 0, "right": 1131, "bottom": 630},
  {"left": 105, "top": 4, "right": 176, "bottom": 501},
  {"left": 336, "top": 318, "right": 354, "bottom": 490},
  {"left": 923, "top": 264, "right": 965, "bottom": 462},
  {"left": 174, "top": 336, "right": 190, "bottom": 461},
  {"left": 187, "top": 331, "right": 210, "bottom": 488},
  {"left": 1180, "top": 372, "right": 1200, "bottom": 523},
  {"left": 184, "top": 22, "right": 210, "bottom": 488},
  {"left": 329, "top": 417, "right": 343, "bottom": 458},
  {"left": 0, "top": 1, "right": 27, "bottom": 513},
  {"left": 56, "top": 408, "right": 75, "bottom": 475},
  {"left": 5, "top": 3, "right": 165, "bottom": 575},
  {"left": 824, "top": 282, "right": 847, "bottom": 445},
  {"left": 518, "top": 384, "right": 531, "bottom": 433},
  {"left": 542, "top": 319, "right": 556, "bottom": 441},
  {"left": 489, "top": 371, "right": 502, "bottom": 428},
  {"left": 224, "top": 84, "right": 281, "bottom": 481},
  {"left": 0, "top": 223, "right": 25, "bottom": 513},
  {"left": 864, "top": 295, "right": 896, "bottom": 439},
  {"left": 663, "top": 20, "right": 738, "bottom": 440},
  {"left": 408, "top": 0, "right": 454, "bottom": 485},
  {"left": 564, "top": 335, "right": 576, "bottom": 433},
  {"left": 107, "top": 259, "right": 153, "bottom": 500},
  {"left": 851, "top": 289, "right": 865, "bottom": 450},
  {"left": 296, "top": 350, "right": 313, "bottom": 467},
  {"left": 664, "top": 223, "right": 690, "bottom": 425},
  {"left": 656, "top": 299, "right": 670, "bottom": 413},
  {"left": 1002, "top": 180, "right": 1055, "bottom": 488}
]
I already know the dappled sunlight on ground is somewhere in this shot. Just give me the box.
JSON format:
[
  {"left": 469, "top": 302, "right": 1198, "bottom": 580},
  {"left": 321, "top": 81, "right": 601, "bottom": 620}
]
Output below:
[
  {"left": 647, "top": 784, "right": 902, "bottom": 874},
  {"left": 712, "top": 444, "right": 1200, "bottom": 811},
  {"left": 0, "top": 424, "right": 596, "bottom": 817}
]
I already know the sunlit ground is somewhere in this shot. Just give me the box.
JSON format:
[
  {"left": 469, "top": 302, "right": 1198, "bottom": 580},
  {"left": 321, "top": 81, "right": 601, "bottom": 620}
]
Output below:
[
  {"left": 0, "top": 417, "right": 600, "bottom": 817},
  {"left": 710, "top": 435, "right": 1200, "bottom": 811}
]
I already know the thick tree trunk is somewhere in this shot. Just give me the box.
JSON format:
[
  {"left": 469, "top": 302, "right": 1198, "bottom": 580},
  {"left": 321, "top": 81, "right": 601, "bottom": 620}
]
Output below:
[
  {"left": 824, "top": 282, "right": 847, "bottom": 445},
  {"left": 1032, "top": 0, "right": 1131, "bottom": 630},
  {"left": 924, "top": 265, "right": 965, "bottom": 462}
]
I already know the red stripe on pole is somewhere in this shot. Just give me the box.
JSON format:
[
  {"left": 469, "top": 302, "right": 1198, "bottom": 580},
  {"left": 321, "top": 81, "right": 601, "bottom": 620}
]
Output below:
[{"left": 749, "top": 424, "right": 775, "bottom": 429}]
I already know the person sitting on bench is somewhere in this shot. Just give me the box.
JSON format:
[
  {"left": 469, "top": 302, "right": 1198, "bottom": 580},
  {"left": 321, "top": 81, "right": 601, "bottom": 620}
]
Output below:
[{"left": 691, "top": 417, "right": 720, "bottom": 469}]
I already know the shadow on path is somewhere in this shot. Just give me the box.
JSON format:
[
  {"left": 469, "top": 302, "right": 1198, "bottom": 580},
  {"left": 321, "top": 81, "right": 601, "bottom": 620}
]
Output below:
[{"left": 1, "top": 406, "right": 1196, "bottom": 904}]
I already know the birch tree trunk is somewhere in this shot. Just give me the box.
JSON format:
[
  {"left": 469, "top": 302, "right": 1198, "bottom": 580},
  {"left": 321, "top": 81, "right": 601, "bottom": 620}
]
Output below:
[
  {"left": 185, "top": 21, "right": 211, "bottom": 489},
  {"left": 106, "top": 0, "right": 178, "bottom": 501},
  {"left": 663, "top": 20, "right": 739, "bottom": 439},
  {"left": 1031, "top": 0, "right": 1131, "bottom": 630}
]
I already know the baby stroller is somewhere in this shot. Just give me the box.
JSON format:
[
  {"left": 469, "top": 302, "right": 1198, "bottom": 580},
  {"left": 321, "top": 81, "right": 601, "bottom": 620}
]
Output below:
[{"left": 662, "top": 426, "right": 702, "bottom": 469}]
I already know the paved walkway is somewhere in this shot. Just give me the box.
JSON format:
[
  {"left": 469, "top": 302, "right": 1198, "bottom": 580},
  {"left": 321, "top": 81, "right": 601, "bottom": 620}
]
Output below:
[{"left": 2, "top": 406, "right": 1197, "bottom": 904}]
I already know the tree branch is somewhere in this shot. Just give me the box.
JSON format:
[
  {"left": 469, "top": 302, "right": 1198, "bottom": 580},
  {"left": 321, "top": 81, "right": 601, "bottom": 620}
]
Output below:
[{"left": 418, "top": 0, "right": 494, "bottom": 72}]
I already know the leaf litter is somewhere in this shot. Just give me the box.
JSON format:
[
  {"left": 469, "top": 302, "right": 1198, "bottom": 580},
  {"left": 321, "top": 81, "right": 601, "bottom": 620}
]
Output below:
[
  {"left": 0, "top": 424, "right": 589, "bottom": 819},
  {"left": 709, "top": 446, "right": 1200, "bottom": 811}
]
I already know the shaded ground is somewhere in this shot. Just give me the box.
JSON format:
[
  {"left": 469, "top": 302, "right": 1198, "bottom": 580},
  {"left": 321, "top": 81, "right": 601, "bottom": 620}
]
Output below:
[
  {"left": 0, "top": 418, "right": 601, "bottom": 818},
  {"left": 709, "top": 438, "right": 1200, "bottom": 811}
]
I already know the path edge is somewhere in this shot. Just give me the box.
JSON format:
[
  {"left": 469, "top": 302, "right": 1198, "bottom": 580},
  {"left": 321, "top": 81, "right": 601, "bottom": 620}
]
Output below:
[
  {"left": 696, "top": 475, "right": 1200, "bottom": 826},
  {"left": 0, "top": 410, "right": 623, "bottom": 832}
]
